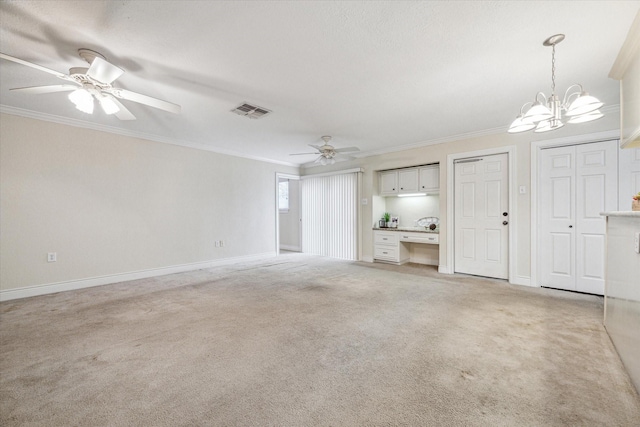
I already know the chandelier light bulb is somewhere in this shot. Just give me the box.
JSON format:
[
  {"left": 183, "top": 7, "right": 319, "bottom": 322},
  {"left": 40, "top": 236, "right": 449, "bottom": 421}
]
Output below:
[{"left": 565, "top": 92, "right": 604, "bottom": 117}]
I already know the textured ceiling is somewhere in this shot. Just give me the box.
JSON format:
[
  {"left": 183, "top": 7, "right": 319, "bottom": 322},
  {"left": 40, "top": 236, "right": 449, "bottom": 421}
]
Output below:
[{"left": 1, "top": 1, "right": 638, "bottom": 166}]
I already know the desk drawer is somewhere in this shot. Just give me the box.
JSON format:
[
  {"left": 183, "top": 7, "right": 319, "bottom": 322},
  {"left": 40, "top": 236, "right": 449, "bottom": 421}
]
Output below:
[
  {"left": 399, "top": 233, "right": 439, "bottom": 245},
  {"left": 374, "top": 245, "right": 398, "bottom": 260},
  {"left": 374, "top": 232, "right": 398, "bottom": 245}
]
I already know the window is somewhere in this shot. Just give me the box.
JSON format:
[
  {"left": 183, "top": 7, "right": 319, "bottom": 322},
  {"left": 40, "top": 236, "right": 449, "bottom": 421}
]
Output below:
[{"left": 279, "top": 179, "right": 289, "bottom": 213}]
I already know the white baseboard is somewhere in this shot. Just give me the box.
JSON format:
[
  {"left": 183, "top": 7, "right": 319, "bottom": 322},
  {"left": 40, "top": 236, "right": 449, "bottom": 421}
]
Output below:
[
  {"left": 0, "top": 252, "right": 277, "bottom": 302},
  {"left": 279, "top": 244, "right": 301, "bottom": 252},
  {"left": 438, "top": 265, "right": 453, "bottom": 274},
  {"left": 361, "top": 256, "right": 374, "bottom": 263},
  {"left": 511, "top": 275, "right": 534, "bottom": 287}
]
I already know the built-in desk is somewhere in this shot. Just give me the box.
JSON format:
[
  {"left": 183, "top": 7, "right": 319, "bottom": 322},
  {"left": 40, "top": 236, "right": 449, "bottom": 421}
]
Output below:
[{"left": 373, "top": 228, "right": 439, "bottom": 265}]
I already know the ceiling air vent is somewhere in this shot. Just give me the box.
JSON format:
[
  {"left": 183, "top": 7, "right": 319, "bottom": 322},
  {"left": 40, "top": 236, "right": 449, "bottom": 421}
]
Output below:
[{"left": 231, "top": 103, "right": 272, "bottom": 119}]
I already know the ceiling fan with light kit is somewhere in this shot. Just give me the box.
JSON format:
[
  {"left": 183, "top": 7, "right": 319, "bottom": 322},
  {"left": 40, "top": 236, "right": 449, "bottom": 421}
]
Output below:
[
  {"left": 290, "top": 136, "right": 360, "bottom": 165},
  {"left": 0, "top": 49, "right": 181, "bottom": 120}
]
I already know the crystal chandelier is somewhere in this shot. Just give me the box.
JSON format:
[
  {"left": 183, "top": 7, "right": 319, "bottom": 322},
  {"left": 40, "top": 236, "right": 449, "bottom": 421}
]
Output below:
[{"left": 508, "top": 34, "right": 603, "bottom": 133}]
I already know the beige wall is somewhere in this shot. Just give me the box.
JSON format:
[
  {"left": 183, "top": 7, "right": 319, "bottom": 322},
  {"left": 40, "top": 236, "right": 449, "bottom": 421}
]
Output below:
[
  {"left": 304, "top": 113, "right": 619, "bottom": 283},
  {"left": 0, "top": 113, "right": 298, "bottom": 293}
]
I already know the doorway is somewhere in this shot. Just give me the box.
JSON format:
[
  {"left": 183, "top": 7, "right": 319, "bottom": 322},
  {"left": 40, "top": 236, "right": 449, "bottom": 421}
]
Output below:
[
  {"left": 275, "top": 173, "right": 301, "bottom": 254},
  {"left": 454, "top": 153, "right": 510, "bottom": 279}
]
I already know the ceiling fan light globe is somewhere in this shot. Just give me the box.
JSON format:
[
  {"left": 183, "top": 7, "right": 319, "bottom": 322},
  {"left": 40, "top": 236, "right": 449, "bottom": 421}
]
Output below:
[
  {"left": 98, "top": 95, "right": 120, "bottom": 115},
  {"left": 566, "top": 93, "right": 603, "bottom": 116},
  {"left": 68, "top": 89, "right": 94, "bottom": 114}
]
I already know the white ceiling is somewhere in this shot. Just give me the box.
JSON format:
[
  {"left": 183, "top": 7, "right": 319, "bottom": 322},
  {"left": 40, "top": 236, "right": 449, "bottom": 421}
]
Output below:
[{"left": 1, "top": 1, "right": 638, "bottom": 166}]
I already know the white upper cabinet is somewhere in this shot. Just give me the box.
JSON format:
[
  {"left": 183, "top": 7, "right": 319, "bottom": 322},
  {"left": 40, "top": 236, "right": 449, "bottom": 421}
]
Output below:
[
  {"left": 419, "top": 165, "right": 439, "bottom": 193},
  {"left": 379, "top": 164, "right": 440, "bottom": 196},
  {"left": 398, "top": 168, "right": 419, "bottom": 193},
  {"left": 380, "top": 170, "right": 399, "bottom": 195}
]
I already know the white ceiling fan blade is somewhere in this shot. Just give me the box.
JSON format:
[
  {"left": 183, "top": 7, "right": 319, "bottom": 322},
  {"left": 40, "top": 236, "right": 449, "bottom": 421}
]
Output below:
[
  {"left": 10, "top": 84, "right": 78, "bottom": 94},
  {"left": 314, "top": 156, "right": 323, "bottom": 163},
  {"left": 335, "top": 146, "right": 360, "bottom": 153},
  {"left": 0, "top": 53, "right": 67, "bottom": 78},
  {"left": 87, "top": 57, "right": 124, "bottom": 84},
  {"left": 308, "top": 144, "right": 323, "bottom": 150},
  {"left": 107, "top": 88, "right": 181, "bottom": 114},
  {"left": 290, "top": 152, "right": 319, "bottom": 156},
  {"left": 104, "top": 95, "right": 136, "bottom": 121}
]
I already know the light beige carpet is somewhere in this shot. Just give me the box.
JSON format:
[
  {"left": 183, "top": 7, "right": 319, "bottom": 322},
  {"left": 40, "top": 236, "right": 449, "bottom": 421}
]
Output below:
[{"left": 1, "top": 253, "right": 639, "bottom": 426}]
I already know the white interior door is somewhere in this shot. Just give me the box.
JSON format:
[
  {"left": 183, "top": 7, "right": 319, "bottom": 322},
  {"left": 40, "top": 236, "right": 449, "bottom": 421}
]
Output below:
[
  {"left": 454, "top": 153, "right": 509, "bottom": 279},
  {"left": 538, "top": 140, "right": 618, "bottom": 295}
]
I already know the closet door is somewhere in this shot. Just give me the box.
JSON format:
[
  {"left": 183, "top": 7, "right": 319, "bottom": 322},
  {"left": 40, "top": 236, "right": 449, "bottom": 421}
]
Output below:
[{"left": 538, "top": 140, "right": 617, "bottom": 294}]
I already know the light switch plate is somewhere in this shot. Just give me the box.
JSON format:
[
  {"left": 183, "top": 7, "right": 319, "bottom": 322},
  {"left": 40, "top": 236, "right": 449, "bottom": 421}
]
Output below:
[{"left": 634, "top": 232, "right": 640, "bottom": 254}]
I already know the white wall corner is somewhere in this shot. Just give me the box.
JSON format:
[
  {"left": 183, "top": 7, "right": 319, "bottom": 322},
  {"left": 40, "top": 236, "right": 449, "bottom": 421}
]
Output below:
[
  {"left": 438, "top": 265, "right": 453, "bottom": 274},
  {"left": 0, "top": 252, "right": 277, "bottom": 302}
]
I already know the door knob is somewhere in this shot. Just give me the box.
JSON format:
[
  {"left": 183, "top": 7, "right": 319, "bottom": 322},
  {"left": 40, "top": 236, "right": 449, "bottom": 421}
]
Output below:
[
  {"left": 503, "top": 221, "right": 508, "bottom": 225},
  {"left": 503, "top": 212, "right": 508, "bottom": 216}
]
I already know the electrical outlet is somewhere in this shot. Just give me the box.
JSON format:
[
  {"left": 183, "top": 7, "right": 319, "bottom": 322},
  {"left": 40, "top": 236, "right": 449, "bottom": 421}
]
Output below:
[
  {"left": 215, "top": 241, "right": 220, "bottom": 247},
  {"left": 220, "top": 240, "right": 224, "bottom": 247},
  {"left": 634, "top": 232, "right": 640, "bottom": 254},
  {"left": 47, "top": 252, "right": 57, "bottom": 262}
]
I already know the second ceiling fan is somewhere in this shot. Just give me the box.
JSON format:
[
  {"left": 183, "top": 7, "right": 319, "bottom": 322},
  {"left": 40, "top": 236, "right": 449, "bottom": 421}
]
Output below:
[{"left": 290, "top": 136, "right": 359, "bottom": 165}]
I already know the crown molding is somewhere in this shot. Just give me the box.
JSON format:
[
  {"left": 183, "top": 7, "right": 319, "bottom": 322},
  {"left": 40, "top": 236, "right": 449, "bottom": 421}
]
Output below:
[{"left": 0, "top": 105, "right": 299, "bottom": 168}]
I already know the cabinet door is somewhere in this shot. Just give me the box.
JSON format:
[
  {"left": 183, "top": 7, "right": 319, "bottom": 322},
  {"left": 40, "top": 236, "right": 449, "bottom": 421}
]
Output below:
[
  {"left": 380, "top": 171, "right": 398, "bottom": 195},
  {"left": 419, "top": 166, "right": 439, "bottom": 192},
  {"left": 398, "top": 168, "right": 419, "bottom": 193}
]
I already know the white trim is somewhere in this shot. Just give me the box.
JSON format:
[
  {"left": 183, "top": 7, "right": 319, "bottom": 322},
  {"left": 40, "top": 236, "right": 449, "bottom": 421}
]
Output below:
[
  {"left": 300, "top": 167, "right": 364, "bottom": 179},
  {"left": 275, "top": 172, "right": 301, "bottom": 256},
  {"left": 279, "top": 244, "right": 301, "bottom": 252},
  {"left": 446, "top": 146, "right": 519, "bottom": 284},
  {"left": 512, "top": 276, "right": 533, "bottom": 287},
  {"left": 0, "top": 252, "right": 277, "bottom": 302},
  {"left": 438, "top": 265, "right": 453, "bottom": 274},
  {"left": 1, "top": 105, "right": 298, "bottom": 167},
  {"left": 530, "top": 131, "right": 620, "bottom": 288}
]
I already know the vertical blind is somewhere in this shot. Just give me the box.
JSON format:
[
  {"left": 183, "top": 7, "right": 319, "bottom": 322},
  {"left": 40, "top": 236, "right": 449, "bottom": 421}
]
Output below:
[{"left": 301, "top": 172, "right": 358, "bottom": 260}]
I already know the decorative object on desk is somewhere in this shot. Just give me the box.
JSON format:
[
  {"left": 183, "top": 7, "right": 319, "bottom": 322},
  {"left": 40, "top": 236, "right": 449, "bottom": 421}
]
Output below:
[
  {"left": 390, "top": 216, "right": 399, "bottom": 228},
  {"left": 416, "top": 216, "right": 439, "bottom": 230},
  {"left": 633, "top": 192, "right": 640, "bottom": 211},
  {"left": 378, "top": 219, "right": 386, "bottom": 228},
  {"left": 507, "top": 34, "right": 603, "bottom": 134},
  {"left": 383, "top": 212, "right": 391, "bottom": 227}
]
